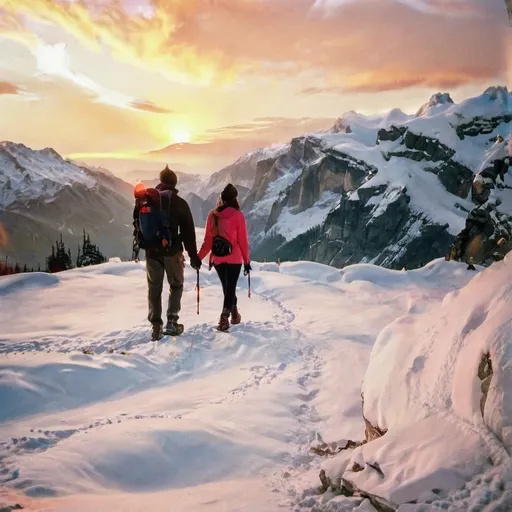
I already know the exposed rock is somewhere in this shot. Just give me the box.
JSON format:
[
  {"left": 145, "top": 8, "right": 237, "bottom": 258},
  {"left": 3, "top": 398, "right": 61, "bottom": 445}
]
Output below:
[
  {"left": 445, "top": 203, "right": 512, "bottom": 265},
  {"left": 319, "top": 469, "right": 332, "bottom": 493},
  {"left": 317, "top": 473, "right": 397, "bottom": 511},
  {"left": 416, "top": 92, "right": 454, "bottom": 117},
  {"left": 434, "top": 161, "right": 473, "bottom": 198},
  {"left": 478, "top": 352, "right": 493, "bottom": 417},
  {"left": 456, "top": 114, "right": 512, "bottom": 140},
  {"left": 363, "top": 415, "right": 387, "bottom": 443},
  {"left": 362, "top": 393, "right": 388, "bottom": 442},
  {"left": 303, "top": 186, "right": 453, "bottom": 270},
  {"left": 0, "top": 504, "right": 24, "bottom": 512},
  {"left": 376, "top": 125, "right": 407, "bottom": 143},
  {"left": 387, "top": 131, "right": 456, "bottom": 162},
  {"left": 367, "top": 461, "right": 385, "bottom": 478},
  {"left": 332, "top": 117, "right": 353, "bottom": 134},
  {"left": 310, "top": 439, "right": 363, "bottom": 457},
  {"left": 351, "top": 462, "right": 364, "bottom": 472}
]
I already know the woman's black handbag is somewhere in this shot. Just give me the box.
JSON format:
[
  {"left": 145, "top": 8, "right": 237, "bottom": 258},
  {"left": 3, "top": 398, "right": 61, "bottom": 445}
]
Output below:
[{"left": 211, "top": 213, "right": 232, "bottom": 257}]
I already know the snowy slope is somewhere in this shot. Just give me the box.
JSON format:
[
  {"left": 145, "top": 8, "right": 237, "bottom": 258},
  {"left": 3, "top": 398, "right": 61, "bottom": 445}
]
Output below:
[
  {"left": 233, "top": 86, "right": 512, "bottom": 269},
  {"left": 1, "top": 255, "right": 511, "bottom": 511}
]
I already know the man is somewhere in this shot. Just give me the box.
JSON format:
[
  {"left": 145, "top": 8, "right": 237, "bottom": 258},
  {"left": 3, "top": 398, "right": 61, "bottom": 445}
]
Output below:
[{"left": 139, "top": 165, "right": 202, "bottom": 340}]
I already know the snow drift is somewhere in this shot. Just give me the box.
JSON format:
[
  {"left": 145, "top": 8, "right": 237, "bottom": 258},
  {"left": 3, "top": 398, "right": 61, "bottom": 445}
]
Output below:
[{"left": 318, "top": 257, "right": 512, "bottom": 509}]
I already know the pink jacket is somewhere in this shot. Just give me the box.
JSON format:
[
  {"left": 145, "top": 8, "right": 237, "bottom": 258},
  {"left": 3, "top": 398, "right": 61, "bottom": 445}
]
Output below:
[{"left": 198, "top": 207, "right": 250, "bottom": 266}]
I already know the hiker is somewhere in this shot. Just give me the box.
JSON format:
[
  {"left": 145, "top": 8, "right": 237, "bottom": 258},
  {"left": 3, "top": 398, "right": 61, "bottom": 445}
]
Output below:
[
  {"left": 133, "top": 165, "right": 202, "bottom": 341},
  {"left": 198, "top": 184, "right": 251, "bottom": 331}
]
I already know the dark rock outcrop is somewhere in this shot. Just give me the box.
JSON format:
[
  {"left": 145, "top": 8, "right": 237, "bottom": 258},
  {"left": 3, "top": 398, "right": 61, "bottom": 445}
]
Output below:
[
  {"left": 432, "top": 161, "right": 473, "bottom": 198},
  {"left": 478, "top": 352, "right": 493, "bottom": 417},
  {"left": 318, "top": 470, "right": 397, "bottom": 512},
  {"left": 303, "top": 186, "right": 453, "bottom": 270},
  {"left": 361, "top": 393, "right": 387, "bottom": 442},
  {"left": 376, "top": 125, "right": 407, "bottom": 143},
  {"left": 387, "top": 131, "right": 456, "bottom": 163},
  {"left": 456, "top": 115, "right": 512, "bottom": 140}
]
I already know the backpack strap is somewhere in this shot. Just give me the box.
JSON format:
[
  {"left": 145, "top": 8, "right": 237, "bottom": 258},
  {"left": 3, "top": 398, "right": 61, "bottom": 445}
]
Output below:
[{"left": 159, "top": 190, "right": 172, "bottom": 242}]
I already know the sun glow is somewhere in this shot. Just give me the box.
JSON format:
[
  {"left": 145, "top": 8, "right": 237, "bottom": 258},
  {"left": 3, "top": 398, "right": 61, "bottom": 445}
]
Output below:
[{"left": 172, "top": 127, "right": 192, "bottom": 144}]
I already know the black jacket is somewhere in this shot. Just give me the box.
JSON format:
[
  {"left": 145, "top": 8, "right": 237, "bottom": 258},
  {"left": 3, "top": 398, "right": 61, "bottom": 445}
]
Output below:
[{"left": 134, "top": 183, "right": 198, "bottom": 259}]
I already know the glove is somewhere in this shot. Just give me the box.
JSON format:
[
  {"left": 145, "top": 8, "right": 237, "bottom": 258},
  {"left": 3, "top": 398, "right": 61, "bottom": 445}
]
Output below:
[
  {"left": 244, "top": 263, "right": 252, "bottom": 276},
  {"left": 190, "top": 255, "right": 202, "bottom": 270}
]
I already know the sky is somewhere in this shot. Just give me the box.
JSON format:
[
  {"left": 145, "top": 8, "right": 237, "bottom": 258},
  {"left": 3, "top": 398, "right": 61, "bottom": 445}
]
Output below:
[{"left": 0, "top": 0, "right": 510, "bottom": 179}]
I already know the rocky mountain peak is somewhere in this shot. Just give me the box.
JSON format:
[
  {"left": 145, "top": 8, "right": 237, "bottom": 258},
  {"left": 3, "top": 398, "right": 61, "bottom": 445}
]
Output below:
[
  {"left": 483, "top": 85, "right": 510, "bottom": 102},
  {"left": 416, "top": 92, "right": 454, "bottom": 117}
]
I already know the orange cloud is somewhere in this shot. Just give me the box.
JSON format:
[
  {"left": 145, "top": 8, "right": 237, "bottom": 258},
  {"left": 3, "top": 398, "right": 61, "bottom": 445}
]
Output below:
[
  {"left": 0, "top": 0, "right": 237, "bottom": 85},
  {"left": 0, "top": 80, "right": 20, "bottom": 95},
  {"left": 129, "top": 99, "right": 173, "bottom": 114},
  {"left": 302, "top": 68, "right": 499, "bottom": 95},
  {"left": 0, "top": 0, "right": 506, "bottom": 93}
]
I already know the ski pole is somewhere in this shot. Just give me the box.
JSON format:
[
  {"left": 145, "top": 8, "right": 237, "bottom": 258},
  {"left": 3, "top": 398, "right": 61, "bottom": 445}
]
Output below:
[
  {"left": 196, "top": 269, "right": 200, "bottom": 315},
  {"left": 248, "top": 271, "right": 251, "bottom": 299}
]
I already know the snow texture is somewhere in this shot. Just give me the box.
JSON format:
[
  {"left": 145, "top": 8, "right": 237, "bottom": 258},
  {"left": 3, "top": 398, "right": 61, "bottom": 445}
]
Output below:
[{"left": 1, "top": 252, "right": 511, "bottom": 511}]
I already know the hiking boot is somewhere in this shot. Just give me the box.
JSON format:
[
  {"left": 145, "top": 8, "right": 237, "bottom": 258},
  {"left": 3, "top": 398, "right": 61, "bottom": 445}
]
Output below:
[
  {"left": 230, "top": 305, "right": 241, "bottom": 325},
  {"left": 151, "top": 323, "right": 163, "bottom": 341},
  {"left": 217, "top": 309, "right": 230, "bottom": 332},
  {"left": 164, "top": 321, "right": 184, "bottom": 336}
]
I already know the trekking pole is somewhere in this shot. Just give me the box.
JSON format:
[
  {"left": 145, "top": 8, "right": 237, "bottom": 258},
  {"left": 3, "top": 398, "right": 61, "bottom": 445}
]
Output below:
[{"left": 196, "top": 269, "right": 200, "bottom": 315}]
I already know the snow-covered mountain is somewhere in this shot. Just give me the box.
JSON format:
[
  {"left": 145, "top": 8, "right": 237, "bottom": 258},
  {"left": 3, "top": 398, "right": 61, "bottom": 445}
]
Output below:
[
  {"left": 0, "top": 142, "right": 134, "bottom": 267},
  {"left": 221, "top": 86, "right": 512, "bottom": 269}
]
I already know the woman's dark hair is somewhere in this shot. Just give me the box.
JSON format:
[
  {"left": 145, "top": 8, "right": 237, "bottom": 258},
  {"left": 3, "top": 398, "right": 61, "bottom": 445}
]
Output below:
[{"left": 216, "top": 183, "right": 240, "bottom": 212}]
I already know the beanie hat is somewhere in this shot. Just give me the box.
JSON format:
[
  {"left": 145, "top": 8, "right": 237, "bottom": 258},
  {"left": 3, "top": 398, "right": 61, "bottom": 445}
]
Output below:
[
  {"left": 221, "top": 183, "right": 238, "bottom": 202},
  {"left": 160, "top": 165, "right": 178, "bottom": 188}
]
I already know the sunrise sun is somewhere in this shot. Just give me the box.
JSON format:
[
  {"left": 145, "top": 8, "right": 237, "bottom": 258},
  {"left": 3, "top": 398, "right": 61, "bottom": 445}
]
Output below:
[{"left": 172, "top": 127, "right": 192, "bottom": 144}]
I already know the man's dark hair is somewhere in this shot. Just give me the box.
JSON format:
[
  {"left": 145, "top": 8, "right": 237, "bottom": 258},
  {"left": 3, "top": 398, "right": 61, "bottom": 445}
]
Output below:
[{"left": 160, "top": 165, "right": 178, "bottom": 188}]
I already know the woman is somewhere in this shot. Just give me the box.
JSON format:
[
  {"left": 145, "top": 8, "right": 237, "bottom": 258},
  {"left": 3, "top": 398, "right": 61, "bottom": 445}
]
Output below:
[{"left": 198, "top": 183, "right": 251, "bottom": 331}]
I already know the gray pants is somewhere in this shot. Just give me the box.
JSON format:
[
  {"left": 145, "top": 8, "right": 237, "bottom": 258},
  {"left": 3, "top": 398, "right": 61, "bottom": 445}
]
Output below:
[{"left": 146, "top": 252, "right": 185, "bottom": 325}]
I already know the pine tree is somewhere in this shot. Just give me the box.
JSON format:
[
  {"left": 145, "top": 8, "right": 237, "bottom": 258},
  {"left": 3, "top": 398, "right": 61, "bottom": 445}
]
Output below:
[
  {"left": 76, "top": 230, "right": 107, "bottom": 267},
  {"left": 14, "top": 262, "right": 21, "bottom": 273},
  {"left": 0, "top": 257, "right": 15, "bottom": 276},
  {"left": 23, "top": 264, "right": 27, "bottom": 273},
  {"left": 46, "top": 234, "right": 74, "bottom": 273}
]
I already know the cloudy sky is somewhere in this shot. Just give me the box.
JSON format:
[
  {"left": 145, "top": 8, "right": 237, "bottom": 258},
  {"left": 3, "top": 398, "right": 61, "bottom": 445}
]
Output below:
[{"left": 0, "top": 0, "right": 510, "bottom": 178}]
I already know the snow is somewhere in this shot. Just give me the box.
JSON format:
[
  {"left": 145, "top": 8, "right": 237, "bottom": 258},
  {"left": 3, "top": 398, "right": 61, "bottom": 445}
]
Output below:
[
  {"left": 1, "top": 255, "right": 511, "bottom": 511},
  {"left": 272, "top": 191, "right": 339, "bottom": 241}
]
